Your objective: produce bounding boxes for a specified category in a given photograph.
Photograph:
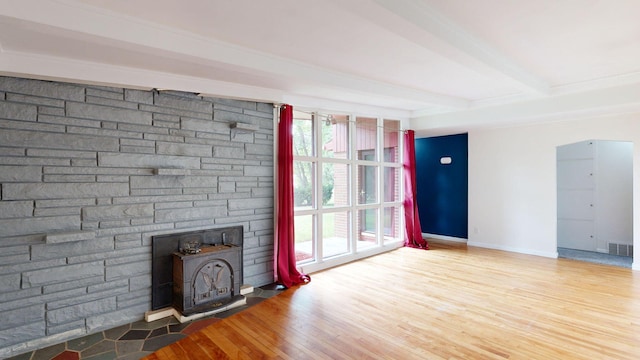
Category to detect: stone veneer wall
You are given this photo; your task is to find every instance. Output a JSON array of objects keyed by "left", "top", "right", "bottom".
[{"left": 0, "top": 76, "right": 275, "bottom": 356}]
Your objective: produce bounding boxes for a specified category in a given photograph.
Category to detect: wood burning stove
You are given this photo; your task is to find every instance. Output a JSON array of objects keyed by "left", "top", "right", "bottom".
[
  {"left": 151, "top": 226, "right": 244, "bottom": 316},
  {"left": 172, "top": 244, "right": 242, "bottom": 315}
]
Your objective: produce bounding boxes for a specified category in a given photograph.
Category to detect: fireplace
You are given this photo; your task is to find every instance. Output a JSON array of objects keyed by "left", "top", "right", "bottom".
[{"left": 151, "top": 226, "right": 243, "bottom": 316}]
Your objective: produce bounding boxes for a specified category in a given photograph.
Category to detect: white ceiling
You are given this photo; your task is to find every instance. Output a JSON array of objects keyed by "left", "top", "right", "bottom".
[{"left": 1, "top": 0, "right": 640, "bottom": 135}]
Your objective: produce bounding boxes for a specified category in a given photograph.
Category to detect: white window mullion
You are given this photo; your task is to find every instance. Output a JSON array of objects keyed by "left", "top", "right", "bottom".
[
  {"left": 313, "top": 113, "right": 323, "bottom": 262},
  {"left": 376, "top": 117, "right": 382, "bottom": 247},
  {"left": 349, "top": 114, "right": 359, "bottom": 253}
]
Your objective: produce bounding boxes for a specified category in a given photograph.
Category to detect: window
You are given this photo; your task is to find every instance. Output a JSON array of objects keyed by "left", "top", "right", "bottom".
[{"left": 292, "top": 111, "right": 403, "bottom": 272}]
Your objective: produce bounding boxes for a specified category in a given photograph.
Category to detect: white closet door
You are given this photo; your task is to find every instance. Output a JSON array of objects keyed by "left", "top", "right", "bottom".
[
  {"left": 557, "top": 189, "right": 594, "bottom": 220},
  {"left": 557, "top": 159, "right": 594, "bottom": 190},
  {"left": 557, "top": 219, "right": 595, "bottom": 251}
]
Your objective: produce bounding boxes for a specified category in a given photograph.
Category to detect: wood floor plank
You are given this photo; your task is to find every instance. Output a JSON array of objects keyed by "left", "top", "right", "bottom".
[
  {"left": 189, "top": 330, "right": 232, "bottom": 360},
  {"left": 146, "top": 242, "right": 640, "bottom": 359},
  {"left": 177, "top": 335, "right": 218, "bottom": 360},
  {"left": 198, "top": 323, "right": 254, "bottom": 359}
]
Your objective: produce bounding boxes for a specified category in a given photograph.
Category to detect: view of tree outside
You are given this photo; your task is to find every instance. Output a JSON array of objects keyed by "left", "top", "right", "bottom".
[
  {"left": 292, "top": 114, "right": 336, "bottom": 207},
  {"left": 292, "top": 114, "right": 312, "bottom": 208}
]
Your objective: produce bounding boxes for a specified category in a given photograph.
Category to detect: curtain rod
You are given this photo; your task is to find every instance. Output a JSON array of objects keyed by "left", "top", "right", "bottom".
[{"left": 276, "top": 105, "right": 409, "bottom": 133}]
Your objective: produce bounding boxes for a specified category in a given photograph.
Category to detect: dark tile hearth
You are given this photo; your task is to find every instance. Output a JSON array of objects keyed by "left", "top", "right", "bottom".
[
  {"left": 118, "top": 330, "right": 151, "bottom": 342},
  {"left": 8, "top": 285, "right": 283, "bottom": 360}
]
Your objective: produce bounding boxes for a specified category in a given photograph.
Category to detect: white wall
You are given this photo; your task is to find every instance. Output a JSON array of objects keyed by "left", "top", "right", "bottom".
[{"left": 467, "top": 112, "right": 640, "bottom": 269}]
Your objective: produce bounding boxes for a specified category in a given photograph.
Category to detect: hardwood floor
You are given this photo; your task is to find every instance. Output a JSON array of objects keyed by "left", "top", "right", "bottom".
[{"left": 145, "top": 241, "right": 640, "bottom": 359}]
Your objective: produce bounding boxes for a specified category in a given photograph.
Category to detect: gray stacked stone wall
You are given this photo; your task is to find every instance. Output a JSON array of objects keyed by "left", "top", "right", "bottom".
[{"left": 0, "top": 76, "right": 275, "bottom": 356}]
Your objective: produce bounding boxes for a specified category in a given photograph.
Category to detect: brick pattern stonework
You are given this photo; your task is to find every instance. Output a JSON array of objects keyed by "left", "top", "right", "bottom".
[{"left": 0, "top": 76, "right": 275, "bottom": 356}]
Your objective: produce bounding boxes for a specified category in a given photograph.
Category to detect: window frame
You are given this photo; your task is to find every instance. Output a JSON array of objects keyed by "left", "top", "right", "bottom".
[{"left": 291, "top": 110, "right": 405, "bottom": 274}]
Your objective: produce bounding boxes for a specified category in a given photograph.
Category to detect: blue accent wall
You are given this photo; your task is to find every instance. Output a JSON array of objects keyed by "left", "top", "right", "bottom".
[{"left": 415, "top": 133, "right": 468, "bottom": 238}]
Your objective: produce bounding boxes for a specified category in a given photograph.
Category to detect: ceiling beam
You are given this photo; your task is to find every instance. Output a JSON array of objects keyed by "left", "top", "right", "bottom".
[
  {"left": 0, "top": 50, "right": 286, "bottom": 103},
  {"left": 333, "top": 0, "right": 550, "bottom": 96},
  {"left": 0, "top": 0, "right": 469, "bottom": 111},
  {"left": 410, "top": 81, "right": 640, "bottom": 134},
  {"left": 282, "top": 94, "right": 412, "bottom": 120}
]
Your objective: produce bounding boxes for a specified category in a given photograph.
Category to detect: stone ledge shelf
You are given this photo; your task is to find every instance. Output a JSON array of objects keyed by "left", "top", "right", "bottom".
[
  {"left": 153, "top": 168, "right": 192, "bottom": 176},
  {"left": 230, "top": 122, "right": 259, "bottom": 132},
  {"left": 46, "top": 230, "right": 96, "bottom": 244}
]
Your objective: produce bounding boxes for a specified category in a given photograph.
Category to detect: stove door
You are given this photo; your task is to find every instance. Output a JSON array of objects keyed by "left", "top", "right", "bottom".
[{"left": 192, "top": 259, "right": 233, "bottom": 307}]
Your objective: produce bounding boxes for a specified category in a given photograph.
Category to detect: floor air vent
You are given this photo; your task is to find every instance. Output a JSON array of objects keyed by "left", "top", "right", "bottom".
[{"left": 608, "top": 243, "right": 633, "bottom": 257}]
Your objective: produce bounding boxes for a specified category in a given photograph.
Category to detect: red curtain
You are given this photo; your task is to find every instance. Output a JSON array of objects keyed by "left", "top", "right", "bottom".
[
  {"left": 403, "top": 130, "right": 428, "bottom": 249},
  {"left": 275, "top": 104, "right": 310, "bottom": 287}
]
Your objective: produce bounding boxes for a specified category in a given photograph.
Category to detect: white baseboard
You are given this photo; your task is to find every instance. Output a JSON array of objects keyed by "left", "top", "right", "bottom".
[
  {"left": 144, "top": 296, "right": 248, "bottom": 324},
  {"left": 145, "top": 307, "right": 174, "bottom": 322},
  {"left": 173, "top": 297, "right": 247, "bottom": 323},
  {"left": 145, "top": 283, "right": 254, "bottom": 323},
  {"left": 467, "top": 241, "right": 558, "bottom": 259},
  {"left": 424, "top": 233, "right": 467, "bottom": 243},
  {"left": 632, "top": 262, "right": 640, "bottom": 271}
]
